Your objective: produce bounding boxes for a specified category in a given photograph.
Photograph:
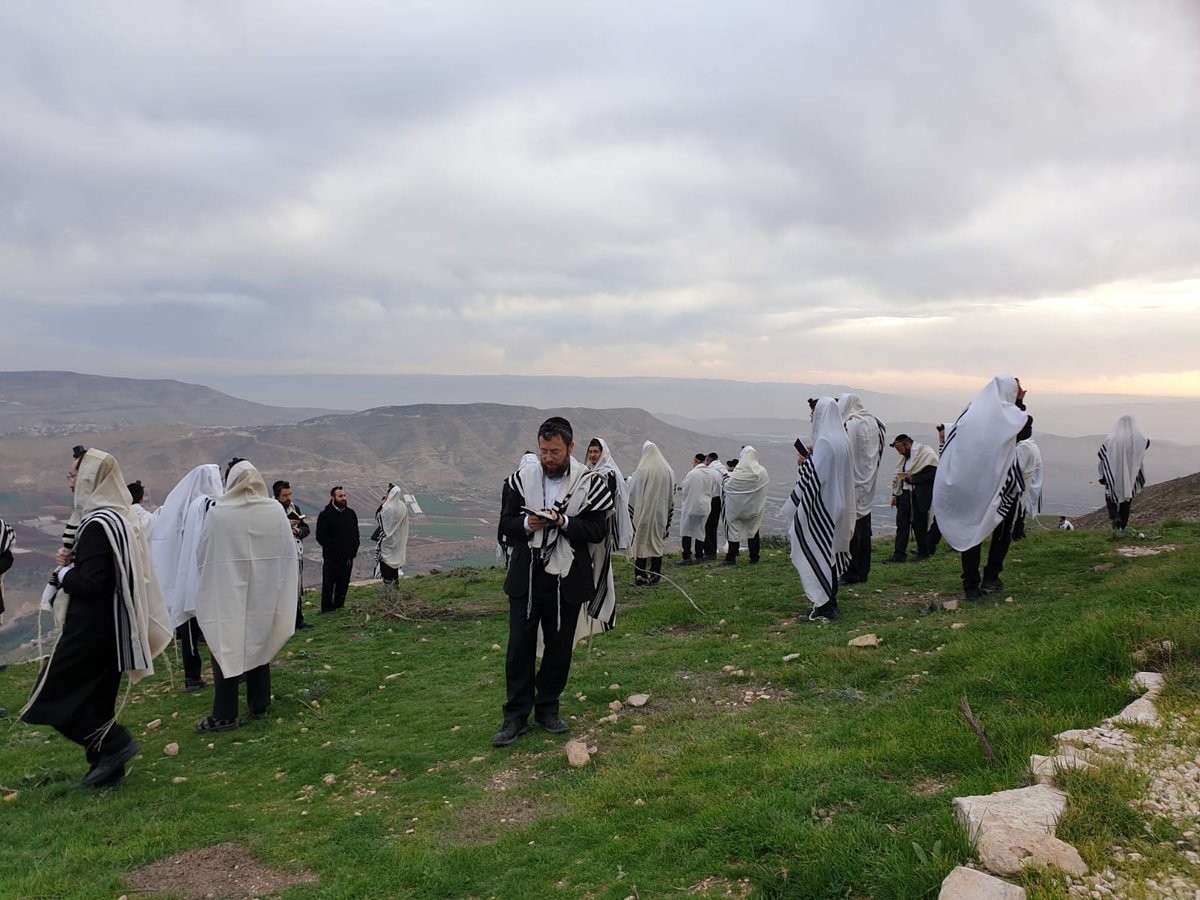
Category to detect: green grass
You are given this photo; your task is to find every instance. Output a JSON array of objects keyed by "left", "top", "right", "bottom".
[{"left": 2, "top": 525, "right": 1200, "bottom": 898}]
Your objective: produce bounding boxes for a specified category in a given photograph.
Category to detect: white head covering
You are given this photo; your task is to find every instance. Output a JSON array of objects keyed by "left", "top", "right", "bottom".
[
  {"left": 723, "top": 445, "right": 770, "bottom": 542},
  {"left": 783, "top": 398, "right": 854, "bottom": 606},
  {"left": 1099, "top": 415, "right": 1148, "bottom": 504},
  {"left": 932, "top": 376, "right": 1029, "bottom": 551},
  {"left": 627, "top": 441, "right": 675, "bottom": 558},
  {"left": 377, "top": 484, "right": 410, "bottom": 569},
  {"left": 68, "top": 449, "right": 171, "bottom": 680},
  {"left": 194, "top": 460, "right": 298, "bottom": 678},
  {"left": 151, "top": 464, "right": 224, "bottom": 628},
  {"left": 837, "top": 393, "right": 887, "bottom": 519},
  {"left": 588, "top": 438, "right": 633, "bottom": 551}
]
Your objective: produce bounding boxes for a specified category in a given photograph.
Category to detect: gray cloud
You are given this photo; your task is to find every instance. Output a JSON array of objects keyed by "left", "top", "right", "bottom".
[{"left": 2, "top": 0, "right": 1199, "bottom": 393}]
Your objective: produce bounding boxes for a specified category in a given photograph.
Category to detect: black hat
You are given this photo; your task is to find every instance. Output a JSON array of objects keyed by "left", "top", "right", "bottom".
[{"left": 890, "top": 434, "right": 912, "bottom": 446}]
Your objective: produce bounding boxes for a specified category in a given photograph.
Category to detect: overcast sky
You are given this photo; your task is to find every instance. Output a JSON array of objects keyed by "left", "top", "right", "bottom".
[{"left": 3, "top": 1, "right": 1199, "bottom": 396}]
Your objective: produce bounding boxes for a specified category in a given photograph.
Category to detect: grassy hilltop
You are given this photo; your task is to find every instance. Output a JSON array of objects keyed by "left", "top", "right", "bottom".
[{"left": 2, "top": 524, "right": 1199, "bottom": 898}]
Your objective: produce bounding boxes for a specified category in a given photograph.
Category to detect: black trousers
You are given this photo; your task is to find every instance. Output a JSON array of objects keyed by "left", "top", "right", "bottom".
[
  {"left": 634, "top": 557, "right": 662, "bottom": 582},
  {"left": 681, "top": 536, "right": 696, "bottom": 560},
  {"left": 295, "top": 557, "right": 307, "bottom": 627},
  {"left": 893, "top": 493, "right": 930, "bottom": 558},
  {"left": 725, "top": 532, "right": 761, "bottom": 563},
  {"left": 176, "top": 619, "right": 205, "bottom": 683},
  {"left": 704, "top": 499, "right": 722, "bottom": 558},
  {"left": 961, "top": 506, "right": 1018, "bottom": 591},
  {"left": 56, "top": 668, "right": 133, "bottom": 767},
  {"left": 211, "top": 657, "right": 271, "bottom": 722},
  {"left": 1106, "top": 499, "right": 1132, "bottom": 530},
  {"left": 1012, "top": 511, "right": 1027, "bottom": 541},
  {"left": 844, "top": 514, "right": 872, "bottom": 581},
  {"left": 380, "top": 561, "right": 401, "bottom": 584},
  {"left": 502, "top": 580, "right": 583, "bottom": 724},
  {"left": 927, "top": 519, "right": 941, "bottom": 554},
  {"left": 321, "top": 556, "right": 354, "bottom": 611}
]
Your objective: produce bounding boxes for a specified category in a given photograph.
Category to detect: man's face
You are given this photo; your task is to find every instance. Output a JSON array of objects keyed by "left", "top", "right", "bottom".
[
  {"left": 586, "top": 445, "right": 602, "bottom": 466},
  {"left": 894, "top": 441, "right": 912, "bottom": 458},
  {"left": 333, "top": 489, "right": 347, "bottom": 508},
  {"left": 277, "top": 487, "right": 293, "bottom": 506},
  {"left": 68, "top": 456, "right": 81, "bottom": 494},
  {"left": 539, "top": 434, "right": 572, "bottom": 478}
]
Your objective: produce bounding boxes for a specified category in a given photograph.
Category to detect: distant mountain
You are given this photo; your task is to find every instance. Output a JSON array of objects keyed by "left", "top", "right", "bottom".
[
  {"left": 0, "top": 371, "right": 340, "bottom": 434},
  {"left": 1072, "top": 471, "right": 1200, "bottom": 530}
]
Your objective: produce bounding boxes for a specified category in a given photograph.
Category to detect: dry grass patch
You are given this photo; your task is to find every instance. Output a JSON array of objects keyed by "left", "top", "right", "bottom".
[{"left": 125, "top": 842, "right": 317, "bottom": 899}]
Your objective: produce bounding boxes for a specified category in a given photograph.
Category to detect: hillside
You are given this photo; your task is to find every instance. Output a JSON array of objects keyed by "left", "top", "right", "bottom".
[
  {"left": 2, "top": 526, "right": 1199, "bottom": 897},
  {"left": 1073, "top": 471, "right": 1200, "bottom": 530},
  {"left": 0, "top": 371, "right": 338, "bottom": 433}
]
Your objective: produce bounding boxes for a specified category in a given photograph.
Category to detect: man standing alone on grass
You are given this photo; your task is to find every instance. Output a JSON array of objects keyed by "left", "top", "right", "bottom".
[
  {"left": 678, "top": 453, "right": 710, "bottom": 564},
  {"left": 493, "top": 416, "right": 611, "bottom": 747},
  {"left": 933, "top": 376, "right": 1029, "bottom": 601},
  {"left": 883, "top": 435, "right": 939, "bottom": 565},
  {"left": 1099, "top": 415, "right": 1150, "bottom": 532},
  {"left": 627, "top": 441, "right": 674, "bottom": 585},
  {"left": 316, "top": 486, "right": 359, "bottom": 612}
]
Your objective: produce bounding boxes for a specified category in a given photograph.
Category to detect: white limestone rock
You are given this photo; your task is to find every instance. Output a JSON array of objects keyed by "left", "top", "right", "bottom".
[
  {"left": 952, "top": 784, "right": 1087, "bottom": 878},
  {"left": 938, "top": 866, "right": 1026, "bottom": 899},
  {"left": 848, "top": 634, "right": 881, "bottom": 648}
]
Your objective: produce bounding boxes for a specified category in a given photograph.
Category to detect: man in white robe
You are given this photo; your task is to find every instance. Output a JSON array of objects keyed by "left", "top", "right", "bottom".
[
  {"left": 375, "top": 484, "right": 410, "bottom": 583},
  {"left": 152, "top": 464, "right": 224, "bottom": 691},
  {"left": 677, "top": 454, "right": 711, "bottom": 564},
  {"left": 884, "top": 435, "right": 939, "bottom": 564},
  {"left": 627, "top": 441, "right": 674, "bottom": 586},
  {"left": 1098, "top": 415, "right": 1150, "bottom": 532},
  {"left": 783, "top": 397, "right": 854, "bottom": 622},
  {"left": 702, "top": 453, "right": 726, "bottom": 558},
  {"left": 722, "top": 446, "right": 769, "bottom": 565},
  {"left": 577, "top": 438, "right": 631, "bottom": 642},
  {"left": 837, "top": 394, "right": 886, "bottom": 584},
  {"left": 932, "top": 376, "right": 1029, "bottom": 601},
  {"left": 193, "top": 459, "right": 297, "bottom": 733},
  {"left": 1012, "top": 420, "right": 1042, "bottom": 541}
]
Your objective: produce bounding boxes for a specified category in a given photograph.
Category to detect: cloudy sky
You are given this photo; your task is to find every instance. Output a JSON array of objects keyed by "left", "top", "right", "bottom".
[{"left": 3, "top": 1, "right": 1199, "bottom": 396}]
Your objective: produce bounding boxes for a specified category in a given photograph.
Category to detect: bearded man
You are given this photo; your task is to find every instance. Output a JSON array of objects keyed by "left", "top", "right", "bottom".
[{"left": 493, "top": 417, "right": 611, "bottom": 747}]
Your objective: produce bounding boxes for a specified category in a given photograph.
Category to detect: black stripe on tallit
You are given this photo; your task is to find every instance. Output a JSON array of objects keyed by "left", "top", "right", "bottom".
[
  {"left": 78, "top": 509, "right": 146, "bottom": 673},
  {"left": 790, "top": 464, "right": 837, "bottom": 601},
  {"left": 995, "top": 462, "right": 1026, "bottom": 523}
]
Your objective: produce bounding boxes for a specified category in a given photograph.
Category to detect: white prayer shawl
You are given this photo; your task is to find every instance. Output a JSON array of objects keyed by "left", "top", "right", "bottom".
[
  {"left": 837, "top": 393, "right": 887, "bottom": 519},
  {"left": 627, "top": 441, "right": 675, "bottom": 558},
  {"left": 195, "top": 461, "right": 298, "bottom": 678},
  {"left": 377, "top": 485, "right": 410, "bottom": 569},
  {"left": 58, "top": 450, "right": 171, "bottom": 682},
  {"left": 678, "top": 465, "right": 711, "bottom": 542},
  {"left": 782, "top": 397, "right": 854, "bottom": 606},
  {"left": 151, "top": 464, "right": 224, "bottom": 628},
  {"left": 932, "top": 376, "right": 1028, "bottom": 552},
  {"left": 892, "top": 442, "right": 940, "bottom": 495},
  {"left": 1017, "top": 439, "right": 1043, "bottom": 516},
  {"left": 705, "top": 461, "right": 727, "bottom": 497},
  {"left": 1099, "top": 416, "right": 1148, "bottom": 504},
  {"left": 722, "top": 446, "right": 769, "bottom": 542},
  {"left": 176, "top": 495, "right": 216, "bottom": 624},
  {"left": 588, "top": 438, "right": 633, "bottom": 552},
  {"left": 497, "top": 452, "right": 540, "bottom": 563}
]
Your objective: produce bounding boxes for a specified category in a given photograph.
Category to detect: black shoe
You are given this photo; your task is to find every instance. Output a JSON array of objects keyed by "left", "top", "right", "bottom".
[
  {"left": 807, "top": 602, "right": 839, "bottom": 622},
  {"left": 195, "top": 716, "right": 240, "bottom": 734},
  {"left": 676, "top": 559, "right": 695, "bottom": 567},
  {"left": 882, "top": 556, "right": 906, "bottom": 564},
  {"left": 981, "top": 577, "right": 1004, "bottom": 592},
  {"left": 633, "top": 577, "right": 648, "bottom": 587},
  {"left": 721, "top": 559, "right": 737, "bottom": 566},
  {"left": 913, "top": 554, "right": 931, "bottom": 562},
  {"left": 82, "top": 765, "right": 127, "bottom": 789},
  {"left": 492, "top": 720, "right": 532, "bottom": 747},
  {"left": 535, "top": 713, "right": 569, "bottom": 734},
  {"left": 184, "top": 678, "right": 206, "bottom": 693},
  {"left": 964, "top": 587, "right": 982, "bottom": 601},
  {"left": 748, "top": 558, "right": 760, "bottom": 564},
  {"left": 0, "top": 707, "right": 7, "bottom": 717},
  {"left": 81, "top": 741, "right": 140, "bottom": 788},
  {"left": 297, "top": 621, "right": 315, "bottom": 630},
  {"left": 249, "top": 708, "right": 270, "bottom": 721},
  {"left": 840, "top": 574, "right": 863, "bottom": 585}
]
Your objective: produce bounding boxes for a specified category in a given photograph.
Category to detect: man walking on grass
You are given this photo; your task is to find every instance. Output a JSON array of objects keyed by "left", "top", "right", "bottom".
[{"left": 493, "top": 416, "right": 611, "bottom": 747}]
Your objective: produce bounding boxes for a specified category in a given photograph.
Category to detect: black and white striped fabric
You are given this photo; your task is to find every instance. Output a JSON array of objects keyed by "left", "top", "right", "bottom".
[
  {"left": 77, "top": 508, "right": 154, "bottom": 674},
  {"left": 1098, "top": 415, "right": 1148, "bottom": 505}
]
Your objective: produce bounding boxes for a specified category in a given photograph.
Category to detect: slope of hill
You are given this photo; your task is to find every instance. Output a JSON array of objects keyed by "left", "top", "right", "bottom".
[
  {"left": 1073, "top": 471, "right": 1200, "bottom": 530},
  {"left": 0, "top": 371, "right": 339, "bottom": 433}
]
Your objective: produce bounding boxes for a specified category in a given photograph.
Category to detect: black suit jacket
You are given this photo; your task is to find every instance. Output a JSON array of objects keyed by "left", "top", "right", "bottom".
[{"left": 499, "top": 483, "right": 607, "bottom": 602}]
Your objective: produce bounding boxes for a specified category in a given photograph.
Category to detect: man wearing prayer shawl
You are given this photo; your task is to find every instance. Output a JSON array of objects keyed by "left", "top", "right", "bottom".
[
  {"left": 193, "top": 459, "right": 298, "bottom": 733},
  {"left": 1012, "top": 420, "right": 1042, "bottom": 541},
  {"left": 702, "top": 453, "right": 726, "bottom": 559},
  {"left": 273, "top": 480, "right": 312, "bottom": 629},
  {"left": 1098, "top": 415, "right": 1150, "bottom": 532},
  {"left": 836, "top": 394, "right": 886, "bottom": 583},
  {"left": 783, "top": 397, "right": 854, "bottom": 622},
  {"left": 375, "top": 484, "right": 410, "bottom": 583},
  {"left": 151, "top": 463, "right": 224, "bottom": 692},
  {"left": 498, "top": 451, "right": 539, "bottom": 567},
  {"left": 0, "top": 517, "right": 14, "bottom": 717},
  {"left": 627, "top": 441, "right": 675, "bottom": 586},
  {"left": 932, "top": 376, "right": 1029, "bottom": 601},
  {"left": 22, "top": 448, "right": 171, "bottom": 787},
  {"left": 127, "top": 481, "right": 155, "bottom": 534},
  {"left": 677, "top": 454, "right": 711, "bottom": 564},
  {"left": 884, "top": 435, "right": 939, "bottom": 564},
  {"left": 493, "top": 417, "right": 612, "bottom": 747},
  {"left": 575, "top": 437, "right": 633, "bottom": 644},
  {"left": 722, "top": 446, "right": 769, "bottom": 565}
]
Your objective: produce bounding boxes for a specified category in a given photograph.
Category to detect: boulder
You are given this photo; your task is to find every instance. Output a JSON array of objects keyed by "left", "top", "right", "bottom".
[
  {"left": 848, "top": 634, "right": 881, "bottom": 648},
  {"left": 565, "top": 741, "right": 591, "bottom": 768},
  {"left": 627, "top": 694, "right": 650, "bottom": 708},
  {"left": 952, "top": 784, "right": 1086, "bottom": 878},
  {"left": 937, "top": 866, "right": 1026, "bottom": 899}
]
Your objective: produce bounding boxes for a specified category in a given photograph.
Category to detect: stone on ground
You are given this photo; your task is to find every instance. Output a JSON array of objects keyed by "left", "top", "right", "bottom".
[
  {"left": 1029, "top": 754, "right": 1094, "bottom": 786},
  {"left": 626, "top": 693, "right": 650, "bottom": 708},
  {"left": 937, "top": 866, "right": 1026, "bottom": 899},
  {"left": 565, "top": 741, "right": 591, "bottom": 768},
  {"left": 848, "top": 634, "right": 881, "bottom": 648},
  {"left": 952, "top": 784, "right": 1087, "bottom": 877}
]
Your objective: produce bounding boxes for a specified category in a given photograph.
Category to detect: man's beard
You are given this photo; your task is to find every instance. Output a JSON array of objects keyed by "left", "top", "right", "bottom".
[
  {"left": 542, "top": 458, "right": 570, "bottom": 478},
  {"left": 334, "top": 500, "right": 348, "bottom": 509}
]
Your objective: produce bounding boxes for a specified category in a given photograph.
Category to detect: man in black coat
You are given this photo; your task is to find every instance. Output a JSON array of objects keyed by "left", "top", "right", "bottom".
[
  {"left": 315, "top": 486, "right": 359, "bottom": 613},
  {"left": 493, "top": 417, "right": 610, "bottom": 747}
]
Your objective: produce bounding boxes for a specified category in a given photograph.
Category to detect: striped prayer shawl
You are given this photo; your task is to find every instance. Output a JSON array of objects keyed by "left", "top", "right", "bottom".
[
  {"left": 788, "top": 463, "right": 849, "bottom": 603},
  {"left": 1099, "top": 444, "right": 1145, "bottom": 506},
  {"left": 77, "top": 509, "right": 153, "bottom": 674}
]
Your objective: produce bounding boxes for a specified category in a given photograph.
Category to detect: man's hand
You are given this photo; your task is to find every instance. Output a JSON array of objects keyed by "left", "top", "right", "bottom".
[
  {"left": 890, "top": 497, "right": 897, "bottom": 508},
  {"left": 55, "top": 548, "right": 72, "bottom": 566}
]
